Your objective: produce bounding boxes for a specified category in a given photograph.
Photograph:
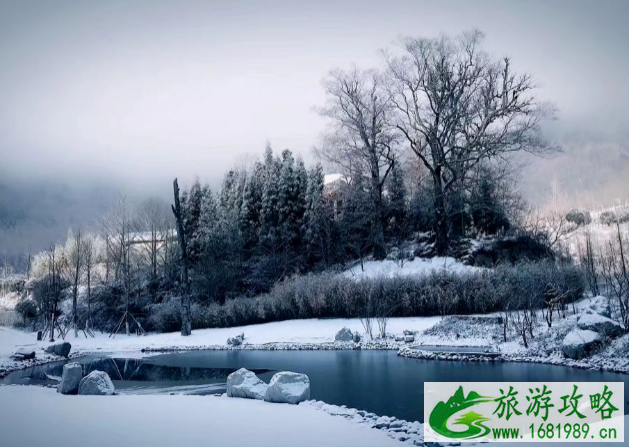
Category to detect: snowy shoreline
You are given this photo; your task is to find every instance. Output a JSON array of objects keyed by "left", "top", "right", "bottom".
[
  {"left": 3, "top": 338, "right": 627, "bottom": 383},
  {"left": 398, "top": 347, "right": 629, "bottom": 375}
]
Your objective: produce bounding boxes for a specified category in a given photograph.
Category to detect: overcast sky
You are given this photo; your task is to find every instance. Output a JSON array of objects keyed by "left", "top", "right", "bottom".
[{"left": 1, "top": 0, "right": 628, "bottom": 193}]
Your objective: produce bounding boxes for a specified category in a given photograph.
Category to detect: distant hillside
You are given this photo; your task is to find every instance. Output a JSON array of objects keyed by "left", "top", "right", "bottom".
[{"left": 0, "top": 178, "right": 119, "bottom": 271}]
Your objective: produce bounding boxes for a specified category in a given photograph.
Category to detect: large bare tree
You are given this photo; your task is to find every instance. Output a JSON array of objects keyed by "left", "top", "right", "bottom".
[
  {"left": 66, "top": 229, "right": 84, "bottom": 338},
  {"left": 137, "top": 198, "right": 172, "bottom": 282},
  {"left": 317, "top": 67, "right": 398, "bottom": 259},
  {"left": 385, "top": 30, "right": 555, "bottom": 253},
  {"left": 82, "top": 234, "right": 95, "bottom": 331}
]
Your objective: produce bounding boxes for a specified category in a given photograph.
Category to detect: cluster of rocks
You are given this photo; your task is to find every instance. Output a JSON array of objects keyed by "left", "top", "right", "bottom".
[
  {"left": 394, "top": 330, "right": 415, "bottom": 343},
  {"left": 398, "top": 347, "right": 500, "bottom": 363},
  {"left": 226, "top": 368, "right": 310, "bottom": 404},
  {"left": 335, "top": 327, "right": 419, "bottom": 344},
  {"left": 11, "top": 341, "right": 72, "bottom": 362},
  {"left": 562, "top": 296, "right": 625, "bottom": 360},
  {"left": 226, "top": 333, "right": 245, "bottom": 346},
  {"left": 301, "top": 400, "right": 425, "bottom": 446},
  {"left": 143, "top": 339, "right": 401, "bottom": 353},
  {"left": 334, "top": 327, "right": 361, "bottom": 343},
  {"left": 57, "top": 363, "right": 115, "bottom": 396}
]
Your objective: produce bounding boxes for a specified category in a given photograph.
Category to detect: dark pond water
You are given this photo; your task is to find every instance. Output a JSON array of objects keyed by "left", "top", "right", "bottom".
[{"left": 3, "top": 350, "right": 628, "bottom": 423}]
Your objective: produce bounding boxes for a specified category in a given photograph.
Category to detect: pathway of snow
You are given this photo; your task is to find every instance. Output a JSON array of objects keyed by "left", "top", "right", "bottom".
[{"left": 0, "top": 385, "right": 400, "bottom": 447}]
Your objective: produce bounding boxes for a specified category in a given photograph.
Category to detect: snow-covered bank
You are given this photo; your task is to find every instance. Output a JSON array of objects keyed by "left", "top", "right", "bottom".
[
  {"left": 401, "top": 297, "right": 629, "bottom": 374},
  {"left": 302, "top": 400, "right": 424, "bottom": 445},
  {"left": 0, "top": 385, "right": 400, "bottom": 447},
  {"left": 2, "top": 296, "right": 627, "bottom": 380},
  {"left": 0, "top": 317, "right": 441, "bottom": 376}
]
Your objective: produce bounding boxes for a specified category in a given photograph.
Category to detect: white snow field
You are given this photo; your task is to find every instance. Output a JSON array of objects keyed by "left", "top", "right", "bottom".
[
  {"left": 0, "top": 316, "right": 441, "bottom": 372},
  {"left": 0, "top": 385, "right": 400, "bottom": 447},
  {"left": 343, "top": 256, "right": 481, "bottom": 279}
]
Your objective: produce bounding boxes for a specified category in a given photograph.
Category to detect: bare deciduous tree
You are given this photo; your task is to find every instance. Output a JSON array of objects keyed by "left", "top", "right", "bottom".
[
  {"left": 66, "top": 229, "right": 84, "bottom": 337},
  {"left": 524, "top": 209, "right": 575, "bottom": 249},
  {"left": 385, "top": 30, "right": 556, "bottom": 254},
  {"left": 83, "top": 235, "right": 95, "bottom": 331},
  {"left": 317, "top": 67, "right": 398, "bottom": 259},
  {"left": 137, "top": 198, "right": 172, "bottom": 282}
]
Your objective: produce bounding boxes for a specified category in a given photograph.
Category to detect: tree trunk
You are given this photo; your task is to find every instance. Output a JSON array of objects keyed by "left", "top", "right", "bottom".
[
  {"left": 172, "top": 178, "right": 192, "bottom": 336},
  {"left": 369, "top": 169, "right": 387, "bottom": 260},
  {"left": 432, "top": 171, "right": 449, "bottom": 255},
  {"left": 87, "top": 266, "right": 91, "bottom": 331},
  {"left": 73, "top": 248, "right": 80, "bottom": 338}
]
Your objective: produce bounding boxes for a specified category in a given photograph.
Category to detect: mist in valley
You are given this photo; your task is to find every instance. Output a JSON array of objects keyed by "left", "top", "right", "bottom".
[{"left": 1, "top": 0, "right": 628, "bottom": 271}]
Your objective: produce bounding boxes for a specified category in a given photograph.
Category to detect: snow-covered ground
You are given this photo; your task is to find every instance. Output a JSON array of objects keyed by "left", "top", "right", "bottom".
[
  {"left": 1, "top": 297, "right": 628, "bottom": 446},
  {"left": 2, "top": 297, "right": 628, "bottom": 377},
  {"left": 0, "top": 317, "right": 442, "bottom": 375},
  {"left": 0, "top": 385, "right": 400, "bottom": 447},
  {"left": 402, "top": 297, "right": 629, "bottom": 374},
  {"left": 342, "top": 256, "right": 481, "bottom": 279}
]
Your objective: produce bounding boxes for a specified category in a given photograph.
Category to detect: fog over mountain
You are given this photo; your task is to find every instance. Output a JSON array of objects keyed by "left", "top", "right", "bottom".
[{"left": 1, "top": 0, "right": 628, "bottom": 268}]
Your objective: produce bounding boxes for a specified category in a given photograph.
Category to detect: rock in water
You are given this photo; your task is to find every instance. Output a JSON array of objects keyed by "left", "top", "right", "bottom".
[
  {"left": 78, "top": 370, "right": 115, "bottom": 395},
  {"left": 45, "top": 342, "right": 71, "bottom": 358},
  {"left": 562, "top": 329, "right": 602, "bottom": 359},
  {"left": 57, "top": 363, "right": 83, "bottom": 395},
  {"left": 577, "top": 312, "right": 624, "bottom": 337},
  {"left": 335, "top": 327, "right": 353, "bottom": 342},
  {"left": 226, "top": 368, "right": 268, "bottom": 400},
  {"left": 264, "top": 371, "right": 310, "bottom": 404}
]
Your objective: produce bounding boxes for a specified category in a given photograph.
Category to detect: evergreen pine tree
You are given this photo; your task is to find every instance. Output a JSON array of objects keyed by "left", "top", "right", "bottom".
[
  {"left": 239, "top": 162, "right": 264, "bottom": 252},
  {"left": 303, "top": 164, "right": 328, "bottom": 266},
  {"left": 278, "top": 149, "right": 301, "bottom": 250},
  {"left": 183, "top": 179, "right": 205, "bottom": 263},
  {"left": 340, "top": 174, "right": 373, "bottom": 268}
]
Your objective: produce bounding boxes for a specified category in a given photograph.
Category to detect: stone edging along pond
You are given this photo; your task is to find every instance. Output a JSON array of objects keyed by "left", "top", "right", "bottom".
[
  {"left": 3, "top": 339, "right": 627, "bottom": 380},
  {"left": 397, "top": 346, "right": 629, "bottom": 375}
]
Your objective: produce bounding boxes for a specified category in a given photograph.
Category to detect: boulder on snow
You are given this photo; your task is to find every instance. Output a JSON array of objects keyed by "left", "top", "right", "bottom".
[
  {"left": 45, "top": 342, "right": 71, "bottom": 358},
  {"left": 562, "top": 329, "right": 603, "bottom": 359},
  {"left": 11, "top": 348, "right": 36, "bottom": 361},
  {"left": 335, "top": 327, "right": 353, "bottom": 342},
  {"left": 404, "top": 335, "right": 415, "bottom": 343},
  {"left": 78, "top": 370, "right": 115, "bottom": 395},
  {"left": 264, "top": 371, "right": 310, "bottom": 404},
  {"left": 587, "top": 296, "right": 612, "bottom": 319},
  {"left": 226, "top": 368, "right": 268, "bottom": 400},
  {"left": 227, "top": 333, "right": 244, "bottom": 346},
  {"left": 577, "top": 312, "right": 624, "bottom": 337},
  {"left": 57, "top": 363, "right": 83, "bottom": 395},
  {"left": 353, "top": 332, "right": 361, "bottom": 343}
]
